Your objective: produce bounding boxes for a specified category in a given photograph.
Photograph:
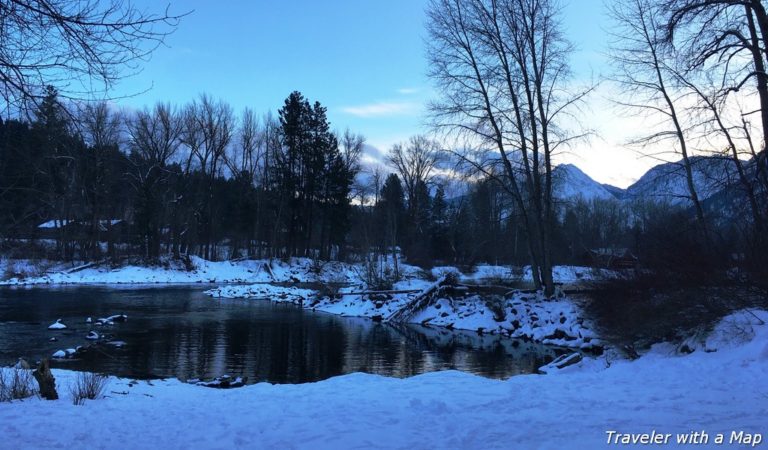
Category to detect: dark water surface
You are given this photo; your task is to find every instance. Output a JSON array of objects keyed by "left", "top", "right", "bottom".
[{"left": 0, "top": 286, "right": 568, "bottom": 383}]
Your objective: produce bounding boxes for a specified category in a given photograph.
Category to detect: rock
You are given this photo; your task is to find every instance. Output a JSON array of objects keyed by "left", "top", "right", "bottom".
[
  {"left": 32, "top": 359, "right": 59, "bottom": 400},
  {"left": 545, "top": 329, "right": 570, "bottom": 340},
  {"left": 48, "top": 337, "right": 57, "bottom": 342},
  {"left": 47, "top": 319, "right": 66, "bottom": 330},
  {"left": 85, "top": 317, "right": 92, "bottom": 323},
  {"left": 196, "top": 375, "right": 247, "bottom": 389},
  {"left": 371, "top": 314, "right": 383, "bottom": 322},
  {"left": 52, "top": 350, "right": 67, "bottom": 358},
  {"left": 86, "top": 331, "right": 100, "bottom": 340}
]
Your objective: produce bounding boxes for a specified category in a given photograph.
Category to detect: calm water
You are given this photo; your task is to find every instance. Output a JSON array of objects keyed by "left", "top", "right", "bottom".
[{"left": 0, "top": 286, "right": 568, "bottom": 383}]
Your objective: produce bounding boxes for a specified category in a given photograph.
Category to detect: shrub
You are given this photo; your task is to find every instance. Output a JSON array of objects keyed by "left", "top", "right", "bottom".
[
  {"left": 359, "top": 256, "right": 401, "bottom": 291},
  {"left": 585, "top": 275, "right": 768, "bottom": 351},
  {"left": 70, "top": 372, "right": 109, "bottom": 405},
  {"left": 0, "top": 368, "right": 36, "bottom": 402}
]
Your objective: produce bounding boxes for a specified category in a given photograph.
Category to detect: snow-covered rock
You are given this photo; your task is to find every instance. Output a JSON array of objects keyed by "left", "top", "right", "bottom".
[
  {"left": 47, "top": 319, "right": 66, "bottom": 330},
  {"left": 85, "top": 331, "right": 100, "bottom": 340}
]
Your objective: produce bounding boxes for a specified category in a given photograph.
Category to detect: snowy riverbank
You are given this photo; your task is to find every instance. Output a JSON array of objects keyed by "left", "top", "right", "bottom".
[
  {"left": 0, "top": 256, "right": 360, "bottom": 285},
  {"left": 1, "top": 257, "right": 608, "bottom": 349},
  {"left": 0, "top": 256, "right": 606, "bottom": 287},
  {"left": 1, "top": 310, "right": 765, "bottom": 449}
]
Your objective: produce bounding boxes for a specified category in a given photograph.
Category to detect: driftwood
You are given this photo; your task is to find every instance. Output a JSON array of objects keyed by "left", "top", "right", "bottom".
[
  {"left": 263, "top": 262, "right": 275, "bottom": 280},
  {"left": 32, "top": 359, "right": 58, "bottom": 400},
  {"left": 387, "top": 276, "right": 449, "bottom": 323},
  {"left": 337, "top": 289, "right": 422, "bottom": 296}
]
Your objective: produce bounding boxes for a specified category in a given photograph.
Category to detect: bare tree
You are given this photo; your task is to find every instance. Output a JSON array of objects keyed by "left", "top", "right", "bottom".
[
  {"left": 426, "top": 0, "right": 588, "bottom": 295},
  {"left": 386, "top": 135, "right": 440, "bottom": 218},
  {"left": 0, "top": 0, "right": 185, "bottom": 114},
  {"left": 662, "top": 0, "right": 768, "bottom": 155},
  {"left": 609, "top": 0, "right": 709, "bottom": 238},
  {"left": 77, "top": 102, "right": 121, "bottom": 149},
  {"left": 181, "top": 94, "right": 234, "bottom": 178},
  {"left": 125, "top": 102, "right": 182, "bottom": 258}
]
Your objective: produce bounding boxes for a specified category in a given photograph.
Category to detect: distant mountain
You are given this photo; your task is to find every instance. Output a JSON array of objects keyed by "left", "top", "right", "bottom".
[
  {"left": 552, "top": 164, "right": 616, "bottom": 202},
  {"left": 623, "top": 156, "right": 739, "bottom": 205},
  {"left": 601, "top": 184, "right": 626, "bottom": 200}
]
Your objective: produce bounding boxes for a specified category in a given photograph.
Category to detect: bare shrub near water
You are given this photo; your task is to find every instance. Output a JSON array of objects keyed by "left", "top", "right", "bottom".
[
  {"left": 70, "top": 372, "right": 109, "bottom": 405},
  {"left": 0, "top": 368, "right": 36, "bottom": 401}
]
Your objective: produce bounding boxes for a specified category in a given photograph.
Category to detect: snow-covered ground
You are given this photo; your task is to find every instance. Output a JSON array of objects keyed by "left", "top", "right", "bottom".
[
  {"left": 1, "top": 310, "right": 765, "bottom": 449},
  {"left": 0, "top": 257, "right": 359, "bottom": 285}
]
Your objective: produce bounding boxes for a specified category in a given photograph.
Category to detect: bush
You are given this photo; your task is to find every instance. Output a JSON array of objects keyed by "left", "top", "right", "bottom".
[
  {"left": 585, "top": 275, "right": 768, "bottom": 351},
  {"left": 70, "top": 372, "right": 109, "bottom": 405},
  {"left": 0, "top": 368, "right": 36, "bottom": 402},
  {"left": 359, "top": 256, "right": 400, "bottom": 291}
]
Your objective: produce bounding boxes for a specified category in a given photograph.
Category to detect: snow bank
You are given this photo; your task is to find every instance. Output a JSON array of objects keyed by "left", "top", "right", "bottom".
[
  {"left": 205, "top": 284, "right": 316, "bottom": 304},
  {"left": 0, "top": 257, "right": 359, "bottom": 286},
  {"left": 208, "top": 278, "right": 599, "bottom": 350},
  {"left": 1, "top": 310, "right": 765, "bottom": 449},
  {"left": 2, "top": 256, "right": 608, "bottom": 288},
  {"left": 410, "top": 291, "right": 600, "bottom": 349}
]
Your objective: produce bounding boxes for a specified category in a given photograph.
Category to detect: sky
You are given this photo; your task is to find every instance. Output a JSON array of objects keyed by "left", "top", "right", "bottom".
[{"left": 112, "top": 0, "right": 658, "bottom": 188}]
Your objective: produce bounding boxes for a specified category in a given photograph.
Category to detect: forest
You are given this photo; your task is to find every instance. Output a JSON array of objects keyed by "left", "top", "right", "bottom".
[
  {"left": 0, "top": 85, "right": 763, "bottom": 288},
  {"left": 0, "top": 0, "right": 766, "bottom": 294}
]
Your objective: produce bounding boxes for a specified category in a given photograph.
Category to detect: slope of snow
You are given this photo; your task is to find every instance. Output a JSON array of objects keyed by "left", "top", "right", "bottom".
[{"left": 1, "top": 310, "right": 765, "bottom": 449}]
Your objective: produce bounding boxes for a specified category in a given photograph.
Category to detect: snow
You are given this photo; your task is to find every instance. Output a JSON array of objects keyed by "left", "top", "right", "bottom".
[
  {"left": 205, "top": 284, "right": 316, "bottom": 304},
  {"left": 47, "top": 319, "right": 66, "bottom": 330},
  {"left": 0, "top": 256, "right": 359, "bottom": 286},
  {"left": 1, "top": 310, "right": 765, "bottom": 449},
  {"left": 36, "top": 219, "right": 73, "bottom": 229},
  {"left": 522, "top": 264, "right": 617, "bottom": 285}
]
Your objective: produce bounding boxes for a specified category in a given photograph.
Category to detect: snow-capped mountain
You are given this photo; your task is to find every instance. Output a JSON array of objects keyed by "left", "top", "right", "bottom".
[
  {"left": 552, "top": 164, "right": 617, "bottom": 202},
  {"left": 623, "top": 156, "right": 739, "bottom": 205}
]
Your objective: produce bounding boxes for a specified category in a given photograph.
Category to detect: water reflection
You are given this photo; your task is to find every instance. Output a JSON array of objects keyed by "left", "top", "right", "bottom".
[{"left": 0, "top": 286, "right": 568, "bottom": 383}]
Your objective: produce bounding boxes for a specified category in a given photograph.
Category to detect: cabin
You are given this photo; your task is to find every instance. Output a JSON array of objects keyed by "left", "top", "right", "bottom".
[{"left": 584, "top": 248, "right": 638, "bottom": 270}]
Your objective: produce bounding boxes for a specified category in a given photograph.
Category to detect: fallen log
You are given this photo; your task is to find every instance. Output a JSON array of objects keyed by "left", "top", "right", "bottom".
[
  {"left": 336, "top": 289, "right": 422, "bottom": 296},
  {"left": 387, "top": 276, "right": 449, "bottom": 323}
]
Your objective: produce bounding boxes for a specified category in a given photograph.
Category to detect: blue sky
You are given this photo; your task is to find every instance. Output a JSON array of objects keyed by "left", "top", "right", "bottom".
[{"left": 114, "top": 0, "right": 649, "bottom": 187}]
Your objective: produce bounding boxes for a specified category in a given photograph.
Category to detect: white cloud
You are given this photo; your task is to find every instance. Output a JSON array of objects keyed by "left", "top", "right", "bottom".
[
  {"left": 341, "top": 101, "right": 420, "bottom": 118},
  {"left": 396, "top": 87, "right": 419, "bottom": 95}
]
